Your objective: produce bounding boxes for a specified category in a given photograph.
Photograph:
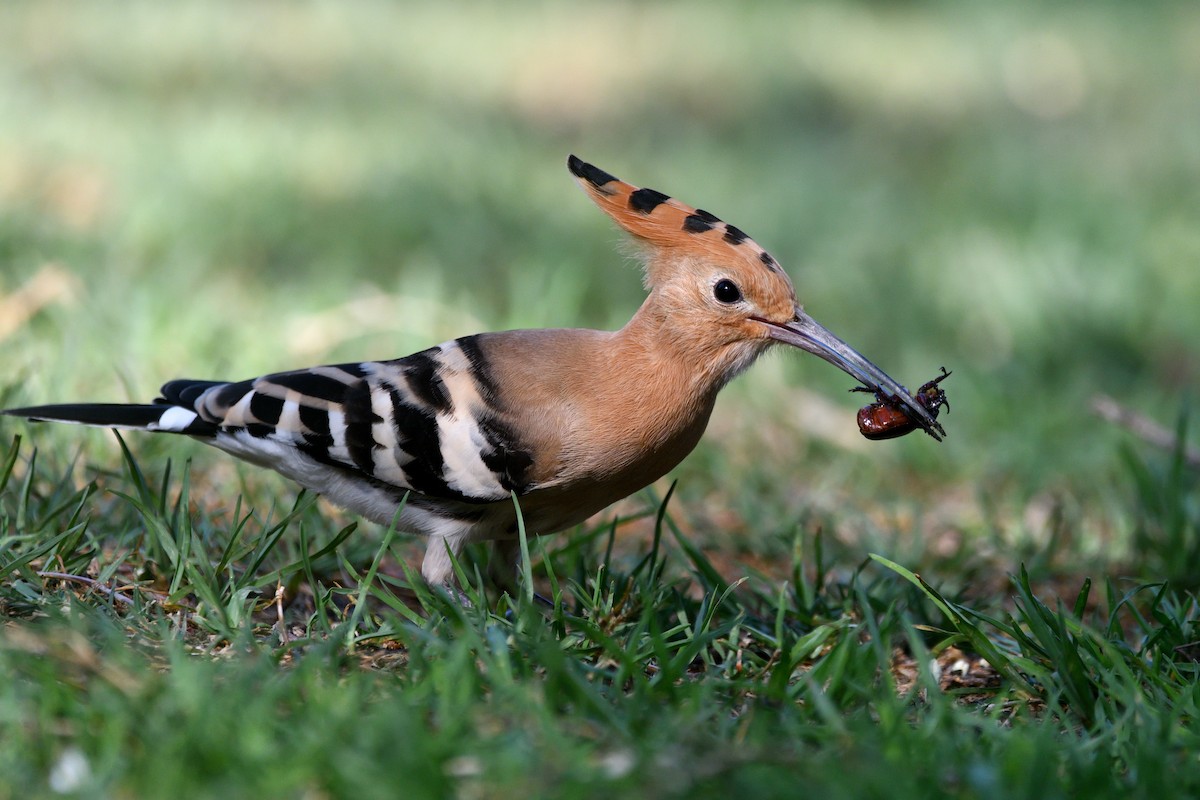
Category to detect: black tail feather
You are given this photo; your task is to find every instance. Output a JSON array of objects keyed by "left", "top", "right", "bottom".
[{"left": 2, "top": 403, "right": 218, "bottom": 436}]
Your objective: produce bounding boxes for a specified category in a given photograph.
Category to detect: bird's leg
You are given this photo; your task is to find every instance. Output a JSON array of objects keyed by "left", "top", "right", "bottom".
[{"left": 420, "top": 533, "right": 475, "bottom": 605}]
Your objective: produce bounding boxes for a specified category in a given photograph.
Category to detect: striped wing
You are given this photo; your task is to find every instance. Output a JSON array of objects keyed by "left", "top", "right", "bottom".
[{"left": 171, "top": 336, "right": 534, "bottom": 504}]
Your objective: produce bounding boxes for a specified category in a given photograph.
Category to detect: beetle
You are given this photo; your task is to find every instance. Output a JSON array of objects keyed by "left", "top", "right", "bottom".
[{"left": 853, "top": 367, "right": 952, "bottom": 440}]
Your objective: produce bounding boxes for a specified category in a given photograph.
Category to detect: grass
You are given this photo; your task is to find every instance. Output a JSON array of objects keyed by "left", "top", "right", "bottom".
[
  {"left": 2, "top": 0, "right": 1200, "bottom": 797},
  {"left": 2, "top": 434, "right": 1198, "bottom": 798}
]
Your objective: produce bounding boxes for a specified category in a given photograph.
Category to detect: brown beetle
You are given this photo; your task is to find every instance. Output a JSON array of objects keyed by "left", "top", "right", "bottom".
[{"left": 853, "top": 367, "right": 951, "bottom": 440}]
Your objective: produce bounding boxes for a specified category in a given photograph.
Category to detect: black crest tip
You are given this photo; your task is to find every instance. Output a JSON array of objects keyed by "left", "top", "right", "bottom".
[{"left": 567, "top": 155, "right": 617, "bottom": 189}]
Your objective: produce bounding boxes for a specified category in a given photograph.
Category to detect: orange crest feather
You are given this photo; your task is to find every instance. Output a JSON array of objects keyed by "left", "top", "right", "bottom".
[{"left": 567, "top": 155, "right": 785, "bottom": 285}]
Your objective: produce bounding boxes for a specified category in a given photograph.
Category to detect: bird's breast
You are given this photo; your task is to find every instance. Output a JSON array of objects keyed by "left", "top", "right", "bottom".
[{"left": 474, "top": 328, "right": 719, "bottom": 504}]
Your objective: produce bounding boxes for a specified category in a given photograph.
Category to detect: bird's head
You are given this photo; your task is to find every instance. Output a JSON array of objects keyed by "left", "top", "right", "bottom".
[{"left": 568, "top": 155, "right": 944, "bottom": 440}]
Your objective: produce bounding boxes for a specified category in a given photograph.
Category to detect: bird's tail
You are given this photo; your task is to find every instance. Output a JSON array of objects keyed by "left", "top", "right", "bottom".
[{"left": 3, "top": 396, "right": 219, "bottom": 437}]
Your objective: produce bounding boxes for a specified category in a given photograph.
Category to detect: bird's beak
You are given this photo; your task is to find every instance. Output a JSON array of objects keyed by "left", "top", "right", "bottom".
[{"left": 756, "top": 309, "right": 946, "bottom": 441}]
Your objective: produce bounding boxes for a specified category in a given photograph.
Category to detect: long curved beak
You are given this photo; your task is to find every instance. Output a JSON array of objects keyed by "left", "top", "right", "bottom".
[{"left": 756, "top": 309, "right": 946, "bottom": 441}]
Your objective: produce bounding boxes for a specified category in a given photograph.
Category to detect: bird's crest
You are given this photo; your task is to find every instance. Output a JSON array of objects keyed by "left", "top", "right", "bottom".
[{"left": 567, "top": 155, "right": 786, "bottom": 287}]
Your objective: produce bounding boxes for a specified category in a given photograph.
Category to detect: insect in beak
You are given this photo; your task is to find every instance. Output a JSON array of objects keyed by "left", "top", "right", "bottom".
[
  {"left": 755, "top": 309, "right": 946, "bottom": 441},
  {"left": 853, "top": 367, "right": 952, "bottom": 440}
]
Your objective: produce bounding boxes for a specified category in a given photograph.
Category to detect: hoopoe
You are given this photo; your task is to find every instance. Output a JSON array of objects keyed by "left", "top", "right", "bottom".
[{"left": 3, "top": 156, "right": 944, "bottom": 588}]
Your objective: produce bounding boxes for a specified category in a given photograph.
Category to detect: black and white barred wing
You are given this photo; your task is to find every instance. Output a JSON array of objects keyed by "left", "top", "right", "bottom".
[
  {"left": 5, "top": 338, "right": 535, "bottom": 506},
  {"left": 186, "top": 341, "right": 537, "bottom": 504}
]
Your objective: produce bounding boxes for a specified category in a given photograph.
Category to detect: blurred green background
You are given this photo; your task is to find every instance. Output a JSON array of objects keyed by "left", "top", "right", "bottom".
[{"left": 2, "top": 0, "right": 1197, "bottom": 567}]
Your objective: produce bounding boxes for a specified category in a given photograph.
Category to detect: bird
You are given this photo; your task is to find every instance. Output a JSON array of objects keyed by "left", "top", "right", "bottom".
[{"left": 2, "top": 155, "right": 944, "bottom": 589}]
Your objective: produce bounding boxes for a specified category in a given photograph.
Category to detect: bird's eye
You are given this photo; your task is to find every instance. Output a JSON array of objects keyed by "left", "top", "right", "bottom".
[{"left": 713, "top": 279, "right": 742, "bottom": 304}]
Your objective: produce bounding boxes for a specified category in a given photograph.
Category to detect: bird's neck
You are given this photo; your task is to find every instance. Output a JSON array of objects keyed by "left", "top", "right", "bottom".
[
  {"left": 574, "top": 294, "right": 751, "bottom": 467},
  {"left": 558, "top": 317, "right": 720, "bottom": 496},
  {"left": 614, "top": 292, "right": 762, "bottom": 397}
]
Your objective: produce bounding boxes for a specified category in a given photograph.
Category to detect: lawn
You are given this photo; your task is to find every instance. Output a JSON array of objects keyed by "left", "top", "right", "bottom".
[{"left": 1, "top": 1, "right": 1198, "bottom": 797}]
